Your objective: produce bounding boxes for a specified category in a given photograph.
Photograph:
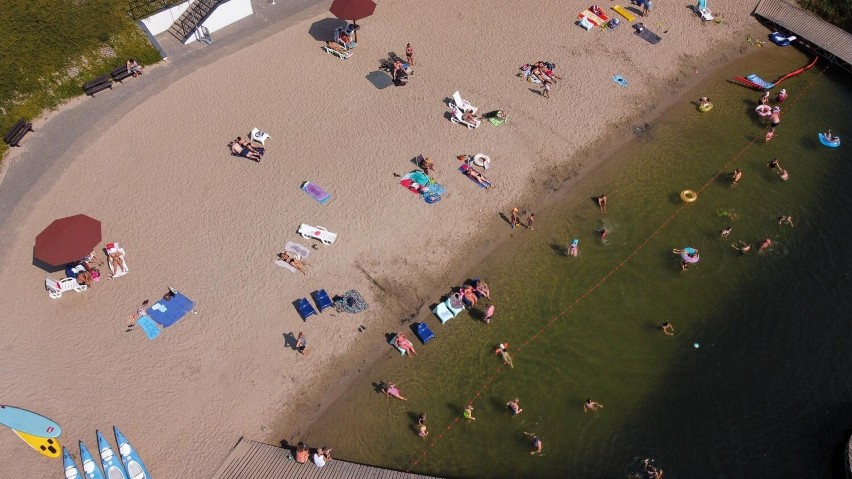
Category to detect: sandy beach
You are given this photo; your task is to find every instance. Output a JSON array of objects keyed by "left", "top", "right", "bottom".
[{"left": 0, "top": 1, "right": 763, "bottom": 477}]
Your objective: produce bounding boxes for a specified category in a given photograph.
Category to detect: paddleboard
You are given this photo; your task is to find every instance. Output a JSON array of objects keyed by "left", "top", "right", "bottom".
[
  {"left": 64, "top": 447, "right": 83, "bottom": 479},
  {"left": 14, "top": 429, "right": 60, "bottom": 458},
  {"left": 80, "top": 441, "right": 106, "bottom": 479},
  {"left": 0, "top": 404, "right": 61, "bottom": 438},
  {"left": 114, "top": 427, "right": 151, "bottom": 479},
  {"left": 97, "top": 430, "right": 128, "bottom": 479}
]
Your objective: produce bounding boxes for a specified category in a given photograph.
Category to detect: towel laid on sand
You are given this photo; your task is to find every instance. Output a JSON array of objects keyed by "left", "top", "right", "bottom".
[
  {"left": 301, "top": 181, "right": 332, "bottom": 204},
  {"left": 136, "top": 315, "right": 161, "bottom": 340},
  {"left": 633, "top": 23, "right": 662, "bottom": 44}
]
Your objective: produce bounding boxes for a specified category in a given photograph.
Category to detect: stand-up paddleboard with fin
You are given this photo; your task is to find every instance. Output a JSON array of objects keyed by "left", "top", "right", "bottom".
[
  {"left": 0, "top": 404, "right": 61, "bottom": 437},
  {"left": 97, "top": 430, "right": 128, "bottom": 479},
  {"left": 14, "top": 429, "right": 60, "bottom": 458},
  {"left": 80, "top": 441, "right": 105, "bottom": 479},
  {"left": 64, "top": 446, "right": 83, "bottom": 479},
  {"left": 114, "top": 427, "right": 151, "bottom": 479}
]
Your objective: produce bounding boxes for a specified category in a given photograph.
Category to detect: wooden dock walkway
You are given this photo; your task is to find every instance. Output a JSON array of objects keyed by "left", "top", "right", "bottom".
[
  {"left": 754, "top": 0, "right": 852, "bottom": 72},
  {"left": 211, "top": 438, "right": 442, "bottom": 479}
]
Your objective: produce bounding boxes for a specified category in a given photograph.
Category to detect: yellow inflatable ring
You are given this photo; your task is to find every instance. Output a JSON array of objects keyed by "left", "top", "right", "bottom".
[{"left": 680, "top": 190, "right": 698, "bottom": 203}]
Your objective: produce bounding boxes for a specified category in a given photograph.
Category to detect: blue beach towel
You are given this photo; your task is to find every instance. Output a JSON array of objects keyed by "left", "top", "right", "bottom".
[
  {"left": 147, "top": 291, "right": 195, "bottom": 328},
  {"left": 301, "top": 181, "right": 332, "bottom": 205},
  {"left": 136, "top": 315, "right": 161, "bottom": 340}
]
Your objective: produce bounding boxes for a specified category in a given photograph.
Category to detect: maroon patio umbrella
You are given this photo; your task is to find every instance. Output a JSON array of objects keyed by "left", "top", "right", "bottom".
[
  {"left": 34, "top": 214, "right": 102, "bottom": 266},
  {"left": 329, "top": 0, "right": 376, "bottom": 42}
]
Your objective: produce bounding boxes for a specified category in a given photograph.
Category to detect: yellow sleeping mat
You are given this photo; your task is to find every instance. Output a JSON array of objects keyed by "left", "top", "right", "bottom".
[{"left": 612, "top": 5, "right": 636, "bottom": 22}]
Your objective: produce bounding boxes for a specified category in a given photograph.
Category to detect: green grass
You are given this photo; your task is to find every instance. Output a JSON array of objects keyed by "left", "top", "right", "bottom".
[{"left": 0, "top": 0, "right": 161, "bottom": 160}]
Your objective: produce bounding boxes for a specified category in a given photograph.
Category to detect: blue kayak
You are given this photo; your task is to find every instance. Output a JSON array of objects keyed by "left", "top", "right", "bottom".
[
  {"left": 97, "top": 431, "right": 128, "bottom": 479},
  {"left": 63, "top": 447, "right": 83, "bottom": 479},
  {"left": 114, "top": 427, "right": 151, "bottom": 479},
  {"left": 80, "top": 441, "right": 105, "bottom": 479}
]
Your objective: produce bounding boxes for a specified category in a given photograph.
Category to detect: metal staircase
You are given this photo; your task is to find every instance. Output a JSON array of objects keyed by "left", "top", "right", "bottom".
[{"left": 169, "top": 0, "right": 223, "bottom": 43}]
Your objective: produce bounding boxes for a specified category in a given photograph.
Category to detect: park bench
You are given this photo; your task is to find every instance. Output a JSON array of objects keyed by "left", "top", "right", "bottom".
[
  {"left": 3, "top": 119, "right": 34, "bottom": 147},
  {"left": 82, "top": 75, "right": 113, "bottom": 96},
  {"left": 111, "top": 64, "right": 134, "bottom": 83}
]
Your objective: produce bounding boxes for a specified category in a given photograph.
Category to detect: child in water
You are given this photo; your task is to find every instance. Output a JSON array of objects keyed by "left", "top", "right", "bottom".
[{"left": 568, "top": 239, "right": 579, "bottom": 256}]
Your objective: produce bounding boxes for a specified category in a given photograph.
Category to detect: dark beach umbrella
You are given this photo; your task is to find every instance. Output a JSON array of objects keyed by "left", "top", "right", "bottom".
[
  {"left": 329, "top": 0, "right": 377, "bottom": 42},
  {"left": 34, "top": 214, "right": 102, "bottom": 266}
]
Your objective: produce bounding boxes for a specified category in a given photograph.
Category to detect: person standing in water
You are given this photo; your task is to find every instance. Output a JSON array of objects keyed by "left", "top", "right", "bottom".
[
  {"left": 463, "top": 404, "right": 476, "bottom": 421},
  {"left": 731, "top": 168, "right": 743, "bottom": 185},
  {"left": 719, "top": 226, "right": 732, "bottom": 238},
  {"left": 507, "top": 398, "right": 523, "bottom": 416},
  {"left": 597, "top": 194, "right": 608, "bottom": 214},
  {"left": 524, "top": 432, "right": 543, "bottom": 455}
]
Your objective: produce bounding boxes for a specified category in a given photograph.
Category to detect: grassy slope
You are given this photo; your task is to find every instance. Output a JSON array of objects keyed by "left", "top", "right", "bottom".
[{"left": 0, "top": 0, "right": 161, "bottom": 160}]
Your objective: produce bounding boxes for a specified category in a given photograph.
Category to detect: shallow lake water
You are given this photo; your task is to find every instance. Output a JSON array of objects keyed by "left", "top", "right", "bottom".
[{"left": 307, "top": 45, "right": 852, "bottom": 478}]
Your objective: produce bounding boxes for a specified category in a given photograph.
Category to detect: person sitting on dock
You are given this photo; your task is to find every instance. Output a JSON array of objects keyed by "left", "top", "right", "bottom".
[
  {"left": 295, "top": 442, "right": 309, "bottom": 464},
  {"left": 312, "top": 447, "right": 332, "bottom": 467}
]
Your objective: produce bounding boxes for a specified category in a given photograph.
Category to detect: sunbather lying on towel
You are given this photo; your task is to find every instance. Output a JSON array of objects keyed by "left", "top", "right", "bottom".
[
  {"left": 109, "top": 250, "right": 127, "bottom": 275},
  {"left": 229, "top": 140, "right": 262, "bottom": 162},
  {"left": 277, "top": 252, "right": 310, "bottom": 275},
  {"left": 420, "top": 156, "right": 436, "bottom": 176},
  {"left": 464, "top": 164, "right": 492, "bottom": 189},
  {"left": 534, "top": 61, "right": 562, "bottom": 81}
]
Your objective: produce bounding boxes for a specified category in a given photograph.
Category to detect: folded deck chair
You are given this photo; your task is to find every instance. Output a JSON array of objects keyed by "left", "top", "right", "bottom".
[
  {"left": 323, "top": 42, "right": 352, "bottom": 60},
  {"left": 696, "top": 0, "right": 714, "bottom": 21},
  {"left": 251, "top": 128, "right": 270, "bottom": 144},
  {"left": 295, "top": 297, "right": 317, "bottom": 320},
  {"left": 275, "top": 241, "right": 311, "bottom": 273},
  {"left": 313, "top": 289, "right": 334, "bottom": 312},
  {"left": 45, "top": 277, "right": 87, "bottom": 299},
  {"left": 414, "top": 322, "right": 435, "bottom": 344},
  {"left": 105, "top": 242, "right": 128, "bottom": 278}
]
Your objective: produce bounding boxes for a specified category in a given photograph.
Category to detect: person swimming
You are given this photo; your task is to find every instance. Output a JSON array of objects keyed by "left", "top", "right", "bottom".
[
  {"left": 719, "top": 226, "right": 732, "bottom": 238},
  {"left": 758, "top": 238, "right": 772, "bottom": 252},
  {"left": 506, "top": 398, "right": 523, "bottom": 416}
]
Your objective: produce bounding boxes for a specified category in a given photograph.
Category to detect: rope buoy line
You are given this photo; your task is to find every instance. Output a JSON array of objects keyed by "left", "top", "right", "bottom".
[{"left": 405, "top": 64, "right": 828, "bottom": 473}]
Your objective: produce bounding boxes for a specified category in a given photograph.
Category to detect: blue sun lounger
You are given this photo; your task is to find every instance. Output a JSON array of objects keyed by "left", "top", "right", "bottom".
[
  {"left": 313, "top": 289, "right": 333, "bottom": 312},
  {"left": 414, "top": 322, "right": 435, "bottom": 344},
  {"left": 295, "top": 298, "right": 317, "bottom": 320}
]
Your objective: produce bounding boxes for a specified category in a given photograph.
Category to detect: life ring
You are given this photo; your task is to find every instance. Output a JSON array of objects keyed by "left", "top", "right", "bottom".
[
  {"left": 819, "top": 133, "right": 841, "bottom": 148},
  {"left": 680, "top": 190, "right": 697, "bottom": 203},
  {"left": 755, "top": 104, "right": 772, "bottom": 117},
  {"left": 472, "top": 153, "right": 491, "bottom": 169},
  {"left": 698, "top": 102, "right": 713, "bottom": 112},
  {"left": 680, "top": 247, "right": 700, "bottom": 264}
]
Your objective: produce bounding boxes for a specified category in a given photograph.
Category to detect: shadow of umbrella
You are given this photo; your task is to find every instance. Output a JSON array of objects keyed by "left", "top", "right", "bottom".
[{"left": 307, "top": 17, "right": 348, "bottom": 41}]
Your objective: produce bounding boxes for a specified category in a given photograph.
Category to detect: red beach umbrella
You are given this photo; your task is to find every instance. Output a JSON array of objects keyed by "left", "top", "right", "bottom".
[
  {"left": 34, "top": 214, "right": 102, "bottom": 266},
  {"left": 329, "top": 0, "right": 377, "bottom": 42}
]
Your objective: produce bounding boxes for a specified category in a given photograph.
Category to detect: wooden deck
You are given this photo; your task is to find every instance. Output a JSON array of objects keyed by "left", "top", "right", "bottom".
[
  {"left": 211, "top": 438, "right": 441, "bottom": 479},
  {"left": 754, "top": 0, "right": 852, "bottom": 71}
]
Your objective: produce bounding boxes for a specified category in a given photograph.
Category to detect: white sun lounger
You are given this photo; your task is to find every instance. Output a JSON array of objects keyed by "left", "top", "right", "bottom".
[
  {"left": 105, "top": 242, "right": 128, "bottom": 278},
  {"left": 250, "top": 127, "right": 270, "bottom": 144},
  {"left": 298, "top": 224, "right": 338, "bottom": 245},
  {"left": 274, "top": 241, "right": 312, "bottom": 273},
  {"left": 323, "top": 42, "right": 353, "bottom": 60},
  {"left": 451, "top": 91, "right": 477, "bottom": 114},
  {"left": 45, "top": 277, "right": 87, "bottom": 298}
]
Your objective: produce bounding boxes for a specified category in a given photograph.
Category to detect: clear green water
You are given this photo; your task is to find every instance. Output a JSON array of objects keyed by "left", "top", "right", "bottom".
[{"left": 308, "top": 46, "right": 852, "bottom": 478}]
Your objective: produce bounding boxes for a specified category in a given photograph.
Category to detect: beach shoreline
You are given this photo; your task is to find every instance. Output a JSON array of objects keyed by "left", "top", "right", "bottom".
[{"left": 0, "top": 2, "right": 771, "bottom": 477}]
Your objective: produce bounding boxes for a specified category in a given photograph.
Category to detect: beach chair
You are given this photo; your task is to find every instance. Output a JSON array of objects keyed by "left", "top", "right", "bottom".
[
  {"left": 313, "top": 289, "right": 334, "bottom": 312},
  {"left": 45, "top": 277, "right": 87, "bottom": 299},
  {"left": 388, "top": 333, "right": 406, "bottom": 355},
  {"left": 450, "top": 91, "right": 477, "bottom": 114},
  {"left": 294, "top": 298, "right": 318, "bottom": 320},
  {"left": 297, "top": 224, "right": 338, "bottom": 245},
  {"left": 105, "top": 242, "right": 128, "bottom": 278},
  {"left": 696, "top": 0, "right": 714, "bottom": 21},
  {"left": 414, "top": 322, "right": 435, "bottom": 344},
  {"left": 450, "top": 106, "right": 480, "bottom": 129},
  {"left": 323, "top": 42, "right": 353, "bottom": 60},
  {"left": 274, "top": 241, "right": 311, "bottom": 273},
  {"left": 250, "top": 128, "right": 270, "bottom": 145}
]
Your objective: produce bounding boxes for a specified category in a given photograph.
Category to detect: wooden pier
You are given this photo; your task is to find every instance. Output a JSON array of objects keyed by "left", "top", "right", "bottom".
[
  {"left": 754, "top": 0, "right": 852, "bottom": 72},
  {"left": 211, "top": 438, "right": 441, "bottom": 479}
]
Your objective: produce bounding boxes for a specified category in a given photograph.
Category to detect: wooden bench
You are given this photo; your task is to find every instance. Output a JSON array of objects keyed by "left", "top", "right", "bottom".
[
  {"left": 3, "top": 118, "right": 34, "bottom": 147},
  {"left": 82, "top": 75, "right": 113, "bottom": 96},
  {"left": 111, "top": 65, "right": 134, "bottom": 83}
]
